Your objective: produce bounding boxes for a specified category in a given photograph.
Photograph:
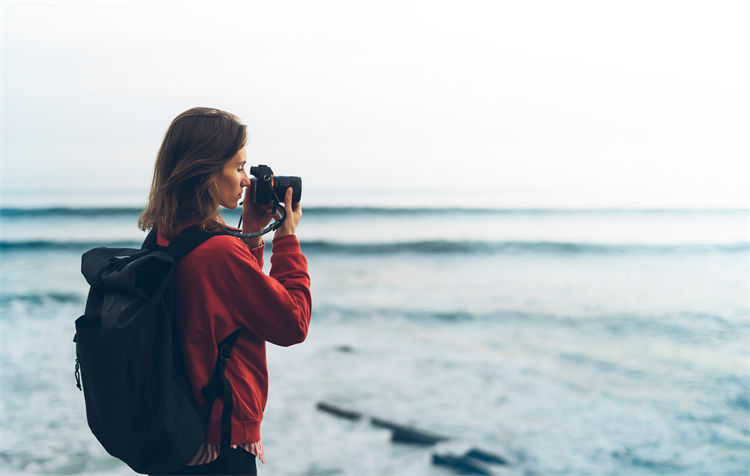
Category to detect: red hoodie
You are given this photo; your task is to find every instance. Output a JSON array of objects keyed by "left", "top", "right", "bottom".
[{"left": 156, "top": 230, "right": 312, "bottom": 445}]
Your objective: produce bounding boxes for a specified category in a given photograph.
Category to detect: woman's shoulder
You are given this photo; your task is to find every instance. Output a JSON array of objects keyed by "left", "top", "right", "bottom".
[
  {"left": 181, "top": 233, "right": 261, "bottom": 273},
  {"left": 160, "top": 222, "right": 256, "bottom": 264}
]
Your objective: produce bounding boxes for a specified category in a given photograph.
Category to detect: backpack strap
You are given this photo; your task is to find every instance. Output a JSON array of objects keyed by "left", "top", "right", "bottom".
[
  {"left": 141, "top": 228, "right": 158, "bottom": 250},
  {"left": 141, "top": 225, "right": 231, "bottom": 259},
  {"left": 167, "top": 226, "right": 227, "bottom": 261},
  {"left": 201, "top": 329, "right": 242, "bottom": 449}
]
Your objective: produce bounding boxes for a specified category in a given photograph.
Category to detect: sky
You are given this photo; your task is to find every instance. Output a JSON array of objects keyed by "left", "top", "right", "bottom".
[{"left": 1, "top": 0, "right": 749, "bottom": 208}]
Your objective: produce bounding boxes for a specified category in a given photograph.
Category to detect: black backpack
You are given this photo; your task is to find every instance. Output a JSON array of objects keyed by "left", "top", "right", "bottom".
[{"left": 74, "top": 226, "right": 241, "bottom": 474}]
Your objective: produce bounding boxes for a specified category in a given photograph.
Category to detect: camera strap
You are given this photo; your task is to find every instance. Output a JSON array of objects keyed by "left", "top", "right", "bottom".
[{"left": 232, "top": 191, "right": 286, "bottom": 238}]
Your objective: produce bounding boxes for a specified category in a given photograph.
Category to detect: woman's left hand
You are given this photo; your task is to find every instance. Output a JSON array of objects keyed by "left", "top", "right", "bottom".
[{"left": 241, "top": 181, "right": 274, "bottom": 237}]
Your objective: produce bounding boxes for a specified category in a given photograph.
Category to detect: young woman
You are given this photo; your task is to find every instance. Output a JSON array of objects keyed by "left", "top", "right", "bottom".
[{"left": 138, "top": 107, "right": 311, "bottom": 475}]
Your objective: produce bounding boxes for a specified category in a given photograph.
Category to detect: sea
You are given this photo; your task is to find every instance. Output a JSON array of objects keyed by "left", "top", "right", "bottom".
[{"left": 0, "top": 191, "right": 748, "bottom": 475}]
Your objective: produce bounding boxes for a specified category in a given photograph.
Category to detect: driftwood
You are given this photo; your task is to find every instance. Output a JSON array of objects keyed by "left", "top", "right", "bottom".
[
  {"left": 432, "top": 453, "right": 492, "bottom": 475},
  {"left": 370, "top": 417, "right": 449, "bottom": 445},
  {"left": 315, "top": 402, "right": 514, "bottom": 473},
  {"left": 465, "top": 448, "right": 510, "bottom": 465},
  {"left": 315, "top": 402, "right": 362, "bottom": 420},
  {"left": 316, "top": 403, "right": 450, "bottom": 444}
]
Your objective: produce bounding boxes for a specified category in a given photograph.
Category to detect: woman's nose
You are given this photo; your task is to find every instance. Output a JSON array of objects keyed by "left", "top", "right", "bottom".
[{"left": 241, "top": 172, "right": 251, "bottom": 187}]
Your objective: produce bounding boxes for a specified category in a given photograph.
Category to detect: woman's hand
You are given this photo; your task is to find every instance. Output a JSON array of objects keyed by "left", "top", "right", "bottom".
[
  {"left": 274, "top": 187, "right": 302, "bottom": 239},
  {"left": 241, "top": 181, "right": 274, "bottom": 247}
]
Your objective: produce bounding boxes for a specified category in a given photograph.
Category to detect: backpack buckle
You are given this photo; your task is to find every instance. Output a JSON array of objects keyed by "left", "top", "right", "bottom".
[
  {"left": 219, "top": 344, "right": 233, "bottom": 363},
  {"left": 74, "top": 358, "right": 82, "bottom": 391}
]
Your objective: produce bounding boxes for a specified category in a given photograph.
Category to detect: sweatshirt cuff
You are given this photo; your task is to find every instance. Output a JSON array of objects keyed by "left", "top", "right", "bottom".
[
  {"left": 245, "top": 239, "right": 265, "bottom": 251},
  {"left": 271, "top": 234, "right": 301, "bottom": 253}
]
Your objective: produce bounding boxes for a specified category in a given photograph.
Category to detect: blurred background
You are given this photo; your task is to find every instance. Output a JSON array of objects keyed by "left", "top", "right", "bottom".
[{"left": 1, "top": 1, "right": 748, "bottom": 475}]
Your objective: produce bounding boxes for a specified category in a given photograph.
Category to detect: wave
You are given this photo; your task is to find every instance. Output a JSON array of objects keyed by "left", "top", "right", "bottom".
[
  {"left": 0, "top": 240, "right": 141, "bottom": 251},
  {"left": 0, "top": 207, "right": 141, "bottom": 218},
  {"left": 0, "top": 292, "right": 84, "bottom": 305},
  {"left": 311, "top": 305, "right": 748, "bottom": 347},
  {"left": 291, "top": 206, "right": 750, "bottom": 216},
  {"left": 2, "top": 205, "right": 747, "bottom": 219},
  {"left": 298, "top": 240, "right": 750, "bottom": 255},
  {"left": 1, "top": 238, "right": 747, "bottom": 255}
]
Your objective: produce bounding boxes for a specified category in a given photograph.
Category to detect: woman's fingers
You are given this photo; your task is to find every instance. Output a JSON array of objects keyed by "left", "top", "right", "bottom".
[
  {"left": 264, "top": 188, "right": 295, "bottom": 224},
  {"left": 285, "top": 187, "right": 293, "bottom": 210}
]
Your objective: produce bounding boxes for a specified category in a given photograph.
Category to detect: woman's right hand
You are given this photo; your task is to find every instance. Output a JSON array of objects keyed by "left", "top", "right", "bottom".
[{"left": 274, "top": 187, "right": 302, "bottom": 239}]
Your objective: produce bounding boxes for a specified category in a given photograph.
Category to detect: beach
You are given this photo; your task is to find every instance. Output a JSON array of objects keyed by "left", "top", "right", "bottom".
[{"left": 1, "top": 204, "right": 748, "bottom": 475}]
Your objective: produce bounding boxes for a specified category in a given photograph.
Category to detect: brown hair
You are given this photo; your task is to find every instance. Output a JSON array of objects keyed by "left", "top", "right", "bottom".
[{"left": 138, "top": 107, "right": 247, "bottom": 237}]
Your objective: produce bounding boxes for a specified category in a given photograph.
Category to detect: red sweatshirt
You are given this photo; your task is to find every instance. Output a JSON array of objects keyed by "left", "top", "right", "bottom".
[{"left": 156, "top": 230, "right": 312, "bottom": 445}]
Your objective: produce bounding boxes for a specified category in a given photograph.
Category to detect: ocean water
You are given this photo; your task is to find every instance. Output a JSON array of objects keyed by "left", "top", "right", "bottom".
[{"left": 0, "top": 203, "right": 748, "bottom": 475}]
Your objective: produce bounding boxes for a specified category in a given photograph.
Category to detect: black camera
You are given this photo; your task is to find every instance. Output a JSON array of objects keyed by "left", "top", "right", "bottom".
[{"left": 249, "top": 165, "right": 302, "bottom": 205}]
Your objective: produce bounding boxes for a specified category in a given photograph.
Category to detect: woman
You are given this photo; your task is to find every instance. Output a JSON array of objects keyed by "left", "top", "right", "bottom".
[{"left": 138, "top": 107, "right": 311, "bottom": 475}]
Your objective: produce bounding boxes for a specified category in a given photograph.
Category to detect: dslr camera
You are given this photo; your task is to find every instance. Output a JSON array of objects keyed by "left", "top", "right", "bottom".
[{"left": 249, "top": 165, "right": 302, "bottom": 205}]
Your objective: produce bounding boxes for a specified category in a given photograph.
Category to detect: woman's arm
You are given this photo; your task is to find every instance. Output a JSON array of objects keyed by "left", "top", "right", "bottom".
[{"left": 185, "top": 234, "right": 311, "bottom": 347}]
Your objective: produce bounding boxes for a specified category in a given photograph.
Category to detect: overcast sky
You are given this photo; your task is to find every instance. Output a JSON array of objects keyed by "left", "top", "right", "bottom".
[{"left": 2, "top": 0, "right": 749, "bottom": 208}]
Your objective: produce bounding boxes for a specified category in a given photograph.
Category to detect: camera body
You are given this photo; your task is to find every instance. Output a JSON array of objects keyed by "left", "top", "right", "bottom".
[{"left": 249, "top": 164, "right": 302, "bottom": 205}]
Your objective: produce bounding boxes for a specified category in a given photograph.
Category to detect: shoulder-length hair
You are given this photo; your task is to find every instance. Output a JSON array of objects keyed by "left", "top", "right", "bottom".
[{"left": 138, "top": 107, "right": 247, "bottom": 238}]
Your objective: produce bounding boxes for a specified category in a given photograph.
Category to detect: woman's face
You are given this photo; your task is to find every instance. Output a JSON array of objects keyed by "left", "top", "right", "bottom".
[{"left": 215, "top": 146, "right": 251, "bottom": 209}]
